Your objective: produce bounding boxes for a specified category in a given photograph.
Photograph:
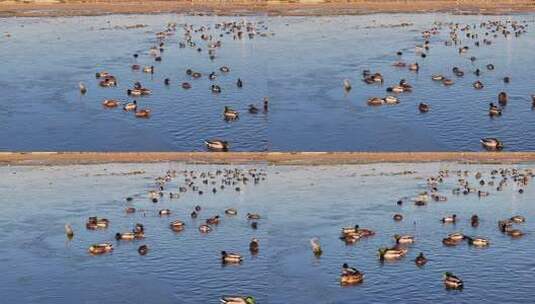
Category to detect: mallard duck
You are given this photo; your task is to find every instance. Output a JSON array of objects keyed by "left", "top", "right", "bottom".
[
  {"left": 441, "top": 214, "right": 457, "bottom": 223},
  {"left": 249, "top": 238, "right": 259, "bottom": 253},
  {"left": 442, "top": 78, "right": 454, "bottom": 86},
  {"left": 99, "top": 76, "right": 117, "bottom": 87},
  {"left": 142, "top": 66, "right": 154, "bottom": 73},
  {"left": 95, "top": 71, "right": 111, "bottom": 79},
  {"left": 443, "top": 272, "right": 463, "bottom": 289},
  {"left": 393, "top": 214, "right": 403, "bottom": 221},
  {"left": 343, "top": 79, "right": 352, "bottom": 91},
  {"left": 115, "top": 231, "right": 144, "bottom": 240},
  {"left": 224, "top": 106, "right": 239, "bottom": 120},
  {"left": 389, "top": 85, "right": 405, "bottom": 93},
  {"left": 135, "top": 109, "right": 151, "bottom": 118},
  {"left": 310, "top": 238, "right": 322, "bottom": 256},
  {"left": 88, "top": 243, "right": 113, "bottom": 255},
  {"left": 498, "top": 92, "right": 508, "bottom": 105},
  {"left": 415, "top": 252, "right": 427, "bottom": 266},
  {"left": 206, "top": 215, "right": 221, "bottom": 225},
  {"left": 102, "top": 99, "right": 119, "bottom": 108},
  {"left": 159, "top": 209, "right": 171, "bottom": 216},
  {"left": 79, "top": 82, "right": 87, "bottom": 94},
  {"left": 448, "top": 232, "right": 465, "bottom": 241},
  {"left": 442, "top": 237, "right": 462, "bottom": 246},
  {"left": 480, "top": 138, "right": 503, "bottom": 150},
  {"left": 431, "top": 74, "right": 444, "bottom": 81},
  {"left": 473, "top": 80, "right": 484, "bottom": 89},
  {"left": 367, "top": 97, "right": 384, "bottom": 106},
  {"left": 488, "top": 103, "right": 502, "bottom": 116},
  {"left": 384, "top": 95, "right": 399, "bottom": 104},
  {"left": 378, "top": 247, "right": 407, "bottom": 260},
  {"left": 394, "top": 234, "right": 415, "bottom": 244},
  {"left": 182, "top": 82, "right": 192, "bottom": 89},
  {"left": 199, "top": 224, "right": 212, "bottom": 233},
  {"left": 418, "top": 103, "right": 430, "bottom": 113},
  {"left": 170, "top": 220, "right": 185, "bottom": 232},
  {"left": 192, "top": 72, "right": 202, "bottom": 78},
  {"left": 205, "top": 139, "right": 229, "bottom": 151},
  {"left": 498, "top": 220, "right": 513, "bottom": 232},
  {"left": 466, "top": 236, "right": 489, "bottom": 247},
  {"left": 220, "top": 66, "right": 230, "bottom": 73},
  {"left": 86, "top": 217, "right": 109, "bottom": 230},
  {"left": 123, "top": 100, "right": 137, "bottom": 111},
  {"left": 220, "top": 296, "right": 255, "bottom": 304},
  {"left": 221, "top": 251, "right": 242, "bottom": 263},
  {"left": 247, "top": 213, "right": 261, "bottom": 220},
  {"left": 340, "top": 263, "right": 364, "bottom": 285},
  {"left": 507, "top": 229, "right": 524, "bottom": 238},
  {"left": 225, "top": 208, "right": 238, "bottom": 215},
  {"left": 409, "top": 63, "right": 419, "bottom": 71},
  {"left": 510, "top": 215, "right": 525, "bottom": 223},
  {"left": 65, "top": 224, "right": 74, "bottom": 239},
  {"left": 138, "top": 245, "right": 149, "bottom": 255}
]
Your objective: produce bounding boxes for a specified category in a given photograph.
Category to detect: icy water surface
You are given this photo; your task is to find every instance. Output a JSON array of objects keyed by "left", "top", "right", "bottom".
[
  {"left": 0, "top": 162, "right": 534, "bottom": 303},
  {"left": 1, "top": 14, "right": 535, "bottom": 151}
]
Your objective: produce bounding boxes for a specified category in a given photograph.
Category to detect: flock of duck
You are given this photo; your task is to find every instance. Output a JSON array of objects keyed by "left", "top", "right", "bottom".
[
  {"left": 78, "top": 20, "right": 272, "bottom": 152},
  {"left": 343, "top": 19, "right": 532, "bottom": 151},
  {"left": 63, "top": 164, "right": 532, "bottom": 302},
  {"left": 65, "top": 167, "right": 267, "bottom": 304}
]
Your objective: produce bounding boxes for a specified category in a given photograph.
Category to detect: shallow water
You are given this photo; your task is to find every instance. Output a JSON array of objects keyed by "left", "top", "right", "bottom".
[
  {"left": 1, "top": 13, "right": 535, "bottom": 151},
  {"left": 0, "top": 162, "right": 534, "bottom": 303}
]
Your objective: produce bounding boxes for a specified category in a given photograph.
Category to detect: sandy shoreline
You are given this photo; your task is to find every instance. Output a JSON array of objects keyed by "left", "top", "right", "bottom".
[
  {"left": 1, "top": 0, "right": 535, "bottom": 18},
  {"left": 2, "top": 152, "right": 535, "bottom": 166}
]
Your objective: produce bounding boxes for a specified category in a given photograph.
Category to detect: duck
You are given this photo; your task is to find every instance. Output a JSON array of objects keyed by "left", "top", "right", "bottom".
[
  {"left": 498, "top": 92, "right": 508, "bottom": 105},
  {"left": 392, "top": 61, "right": 406, "bottom": 68},
  {"left": 247, "top": 213, "right": 261, "bottom": 220},
  {"left": 95, "top": 71, "right": 111, "bottom": 79},
  {"left": 393, "top": 214, "right": 403, "bottom": 221},
  {"left": 102, "top": 99, "right": 119, "bottom": 108},
  {"left": 471, "top": 215, "right": 479, "bottom": 227},
  {"left": 205, "top": 139, "right": 229, "bottom": 151},
  {"left": 498, "top": 220, "right": 513, "bottom": 232},
  {"left": 343, "top": 79, "right": 352, "bottom": 91},
  {"left": 170, "top": 220, "right": 185, "bottom": 232},
  {"left": 88, "top": 243, "right": 113, "bottom": 255},
  {"left": 249, "top": 238, "right": 259, "bottom": 254},
  {"left": 378, "top": 247, "right": 408, "bottom": 260},
  {"left": 192, "top": 72, "right": 202, "bottom": 78},
  {"left": 480, "top": 138, "right": 503, "bottom": 150},
  {"left": 138, "top": 245, "right": 149, "bottom": 255},
  {"left": 206, "top": 215, "right": 220, "bottom": 225},
  {"left": 418, "top": 103, "right": 430, "bottom": 113},
  {"left": 221, "top": 251, "right": 242, "bottom": 264},
  {"left": 123, "top": 100, "right": 137, "bottom": 111},
  {"left": 65, "top": 224, "right": 74, "bottom": 239},
  {"left": 394, "top": 234, "right": 415, "bottom": 244},
  {"left": 86, "top": 217, "right": 109, "bottom": 230},
  {"left": 340, "top": 263, "right": 364, "bottom": 285},
  {"left": 431, "top": 74, "right": 444, "bottom": 81},
  {"left": 115, "top": 231, "right": 144, "bottom": 240},
  {"left": 408, "top": 63, "right": 419, "bottom": 71},
  {"left": 388, "top": 85, "right": 406, "bottom": 93},
  {"left": 310, "top": 238, "right": 322, "bottom": 256},
  {"left": 384, "top": 95, "right": 400, "bottom": 104},
  {"left": 507, "top": 229, "right": 524, "bottom": 238},
  {"left": 367, "top": 97, "right": 385, "bottom": 106},
  {"left": 220, "top": 66, "right": 230, "bottom": 73},
  {"left": 443, "top": 272, "right": 463, "bottom": 289},
  {"left": 199, "top": 224, "right": 212, "bottom": 233},
  {"left": 159, "top": 209, "right": 171, "bottom": 216},
  {"left": 99, "top": 76, "right": 117, "bottom": 87},
  {"left": 181, "top": 82, "right": 192, "bottom": 89},
  {"left": 224, "top": 106, "right": 239, "bottom": 120},
  {"left": 510, "top": 215, "right": 525, "bottom": 223},
  {"left": 466, "top": 236, "right": 489, "bottom": 247},
  {"left": 473, "top": 80, "right": 484, "bottom": 89},
  {"left": 248, "top": 104, "right": 259, "bottom": 114},
  {"left": 442, "top": 237, "right": 462, "bottom": 246},
  {"left": 442, "top": 78, "right": 454, "bottom": 86},
  {"left": 220, "top": 296, "right": 256, "bottom": 304},
  {"left": 211, "top": 84, "right": 222, "bottom": 94},
  {"left": 135, "top": 109, "right": 151, "bottom": 118},
  {"left": 448, "top": 232, "right": 465, "bottom": 241},
  {"left": 142, "top": 66, "right": 154, "bottom": 73},
  {"left": 441, "top": 214, "right": 457, "bottom": 223},
  {"left": 488, "top": 103, "right": 502, "bottom": 116},
  {"left": 486, "top": 63, "right": 495, "bottom": 70},
  {"left": 415, "top": 252, "right": 427, "bottom": 266},
  {"left": 79, "top": 82, "right": 87, "bottom": 94},
  {"left": 225, "top": 208, "right": 238, "bottom": 215}
]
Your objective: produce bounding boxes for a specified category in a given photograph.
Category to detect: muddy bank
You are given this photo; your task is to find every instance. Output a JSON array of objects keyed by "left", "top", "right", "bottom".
[
  {"left": 1, "top": 0, "right": 535, "bottom": 17},
  {"left": 2, "top": 152, "right": 535, "bottom": 165}
]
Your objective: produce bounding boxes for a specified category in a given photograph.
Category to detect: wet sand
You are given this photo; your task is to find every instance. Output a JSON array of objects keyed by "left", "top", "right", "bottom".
[
  {"left": 1, "top": 0, "right": 535, "bottom": 17},
  {"left": 2, "top": 152, "right": 535, "bottom": 165}
]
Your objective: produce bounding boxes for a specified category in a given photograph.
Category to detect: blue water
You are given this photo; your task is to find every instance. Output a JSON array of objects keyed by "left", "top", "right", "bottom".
[
  {"left": 1, "top": 14, "right": 535, "bottom": 151},
  {"left": 0, "top": 162, "right": 534, "bottom": 303}
]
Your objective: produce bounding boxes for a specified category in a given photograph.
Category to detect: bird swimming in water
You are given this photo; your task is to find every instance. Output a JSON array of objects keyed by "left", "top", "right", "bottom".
[{"left": 310, "top": 237, "right": 322, "bottom": 257}]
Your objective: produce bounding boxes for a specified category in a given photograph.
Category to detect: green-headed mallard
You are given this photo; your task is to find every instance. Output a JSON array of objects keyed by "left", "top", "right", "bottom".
[
  {"left": 443, "top": 272, "right": 463, "bottom": 289},
  {"left": 221, "top": 251, "right": 243, "bottom": 264}
]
